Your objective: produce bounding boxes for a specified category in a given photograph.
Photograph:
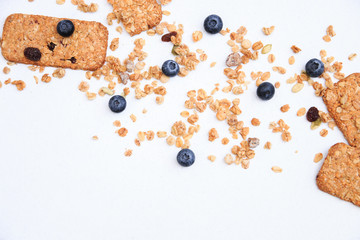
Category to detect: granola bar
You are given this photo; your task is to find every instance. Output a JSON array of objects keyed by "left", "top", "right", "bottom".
[
  {"left": 108, "top": 0, "right": 162, "bottom": 36},
  {"left": 322, "top": 73, "right": 360, "bottom": 147},
  {"left": 1, "top": 14, "right": 108, "bottom": 71},
  {"left": 316, "top": 143, "right": 360, "bottom": 207}
]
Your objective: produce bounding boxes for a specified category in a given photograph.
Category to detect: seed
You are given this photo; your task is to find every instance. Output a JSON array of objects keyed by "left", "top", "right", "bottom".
[
  {"left": 261, "top": 44, "right": 272, "bottom": 54},
  {"left": 291, "top": 83, "right": 304, "bottom": 93}
]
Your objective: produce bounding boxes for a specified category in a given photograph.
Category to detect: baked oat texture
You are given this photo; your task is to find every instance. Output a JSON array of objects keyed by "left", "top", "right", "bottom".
[
  {"left": 323, "top": 73, "right": 360, "bottom": 147},
  {"left": 316, "top": 143, "right": 360, "bottom": 207},
  {"left": 1, "top": 14, "right": 108, "bottom": 71},
  {"left": 108, "top": 0, "right": 162, "bottom": 36}
]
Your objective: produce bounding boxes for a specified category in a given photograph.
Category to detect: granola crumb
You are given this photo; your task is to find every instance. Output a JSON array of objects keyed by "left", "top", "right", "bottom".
[
  {"left": 180, "top": 111, "right": 190, "bottom": 118},
  {"left": 320, "top": 129, "right": 328, "bottom": 137},
  {"left": 86, "top": 92, "right": 96, "bottom": 100},
  {"left": 41, "top": 74, "right": 52, "bottom": 83},
  {"left": 208, "top": 155, "right": 216, "bottom": 162},
  {"left": 264, "top": 141, "right": 272, "bottom": 149},
  {"left": 110, "top": 38, "right": 119, "bottom": 51},
  {"left": 274, "top": 81, "right": 280, "bottom": 88},
  {"left": 56, "top": 0, "right": 66, "bottom": 4},
  {"left": 251, "top": 118, "right": 261, "bottom": 126},
  {"left": 11, "top": 80, "right": 26, "bottom": 91},
  {"left": 34, "top": 76, "right": 39, "bottom": 84},
  {"left": 208, "top": 128, "right": 219, "bottom": 142},
  {"left": 221, "top": 137, "right": 229, "bottom": 145},
  {"left": 117, "top": 128, "right": 128, "bottom": 137},
  {"left": 288, "top": 56, "right": 295, "bottom": 65},
  {"left": 297, "top": 107, "right": 306, "bottom": 117},
  {"left": 248, "top": 137, "right": 260, "bottom": 148},
  {"left": 52, "top": 68, "right": 66, "bottom": 78},
  {"left": 142, "top": 108, "right": 147, "bottom": 114},
  {"left": 124, "top": 149, "right": 133, "bottom": 157},
  {"left": 192, "top": 31, "right": 203, "bottom": 42},
  {"left": 166, "top": 135, "right": 175, "bottom": 146},
  {"left": 348, "top": 53, "right": 357, "bottom": 61},
  {"left": 210, "top": 62, "right": 216, "bottom": 68},
  {"left": 224, "top": 154, "right": 234, "bottom": 165},
  {"left": 130, "top": 114, "right": 137, "bottom": 122},
  {"left": 92, "top": 135, "right": 98, "bottom": 140},
  {"left": 291, "top": 45, "right": 302, "bottom": 53},
  {"left": 113, "top": 120, "right": 121, "bottom": 127},
  {"left": 157, "top": 131, "right": 167, "bottom": 138},
  {"left": 271, "top": 166, "right": 282, "bottom": 173},
  {"left": 262, "top": 26, "right": 275, "bottom": 35},
  {"left": 280, "top": 104, "right": 290, "bottom": 113},
  {"left": 3, "top": 66, "right": 10, "bottom": 74},
  {"left": 313, "top": 153, "right": 323, "bottom": 163},
  {"left": 268, "top": 54, "right": 275, "bottom": 63},
  {"left": 78, "top": 81, "right": 89, "bottom": 92},
  {"left": 323, "top": 35, "right": 331, "bottom": 42}
]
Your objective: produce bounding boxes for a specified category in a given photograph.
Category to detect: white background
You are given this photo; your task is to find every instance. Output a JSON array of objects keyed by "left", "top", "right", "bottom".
[{"left": 0, "top": 0, "right": 360, "bottom": 239}]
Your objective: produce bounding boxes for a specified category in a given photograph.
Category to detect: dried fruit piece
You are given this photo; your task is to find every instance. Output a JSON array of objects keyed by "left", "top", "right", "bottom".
[
  {"left": 306, "top": 107, "right": 320, "bottom": 122},
  {"left": 162, "top": 31, "right": 177, "bottom": 42},
  {"left": 226, "top": 52, "right": 241, "bottom": 67},
  {"left": 24, "top": 47, "right": 41, "bottom": 61}
]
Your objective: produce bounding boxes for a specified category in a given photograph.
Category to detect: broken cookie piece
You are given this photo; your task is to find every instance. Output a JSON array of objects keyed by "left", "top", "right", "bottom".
[
  {"left": 322, "top": 73, "right": 360, "bottom": 147},
  {"left": 316, "top": 142, "right": 360, "bottom": 207},
  {"left": 108, "top": 0, "right": 162, "bottom": 36}
]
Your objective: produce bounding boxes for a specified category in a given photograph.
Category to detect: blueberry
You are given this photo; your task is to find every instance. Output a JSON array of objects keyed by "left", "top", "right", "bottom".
[
  {"left": 109, "top": 95, "right": 126, "bottom": 113},
  {"left": 57, "top": 20, "right": 75, "bottom": 37},
  {"left": 305, "top": 58, "right": 324, "bottom": 78},
  {"left": 162, "top": 60, "right": 179, "bottom": 77},
  {"left": 177, "top": 149, "right": 195, "bottom": 167},
  {"left": 204, "top": 14, "right": 223, "bottom": 34},
  {"left": 257, "top": 82, "right": 275, "bottom": 101}
]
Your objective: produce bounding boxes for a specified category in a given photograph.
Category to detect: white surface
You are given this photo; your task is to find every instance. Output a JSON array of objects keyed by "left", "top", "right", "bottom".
[{"left": 0, "top": 0, "right": 360, "bottom": 239}]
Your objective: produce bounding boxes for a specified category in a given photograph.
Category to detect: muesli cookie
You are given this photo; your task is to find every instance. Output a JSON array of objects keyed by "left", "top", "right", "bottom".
[
  {"left": 322, "top": 73, "right": 360, "bottom": 147},
  {"left": 316, "top": 142, "right": 360, "bottom": 207},
  {"left": 108, "top": 0, "right": 162, "bottom": 36},
  {"left": 1, "top": 14, "right": 108, "bottom": 71}
]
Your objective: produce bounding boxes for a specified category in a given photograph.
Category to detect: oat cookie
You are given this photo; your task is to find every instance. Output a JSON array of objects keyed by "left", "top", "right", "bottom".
[
  {"left": 322, "top": 73, "right": 360, "bottom": 147},
  {"left": 108, "top": 0, "right": 162, "bottom": 36},
  {"left": 316, "top": 143, "right": 360, "bottom": 207},
  {"left": 1, "top": 14, "right": 108, "bottom": 71}
]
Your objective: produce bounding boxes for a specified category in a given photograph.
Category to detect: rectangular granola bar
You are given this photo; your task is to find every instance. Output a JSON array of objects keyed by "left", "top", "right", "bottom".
[
  {"left": 1, "top": 14, "right": 108, "bottom": 71},
  {"left": 316, "top": 143, "right": 360, "bottom": 207},
  {"left": 322, "top": 73, "right": 360, "bottom": 147}
]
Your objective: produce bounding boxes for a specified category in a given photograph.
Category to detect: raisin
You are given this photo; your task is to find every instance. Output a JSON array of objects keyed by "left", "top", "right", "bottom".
[
  {"left": 161, "top": 31, "right": 177, "bottom": 42},
  {"left": 24, "top": 47, "right": 42, "bottom": 61},
  {"left": 69, "top": 57, "right": 76, "bottom": 64},
  {"left": 306, "top": 107, "right": 320, "bottom": 122},
  {"left": 47, "top": 42, "right": 56, "bottom": 51}
]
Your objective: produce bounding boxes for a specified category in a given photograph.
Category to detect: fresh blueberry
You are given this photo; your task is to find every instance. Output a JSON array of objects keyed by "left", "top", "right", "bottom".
[
  {"left": 204, "top": 14, "right": 223, "bottom": 34},
  {"left": 305, "top": 58, "right": 324, "bottom": 77},
  {"left": 109, "top": 95, "right": 126, "bottom": 113},
  {"left": 177, "top": 149, "right": 195, "bottom": 167},
  {"left": 57, "top": 20, "right": 75, "bottom": 37},
  {"left": 257, "top": 82, "right": 275, "bottom": 101},
  {"left": 162, "top": 60, "right": 179, "bottom": 77}
]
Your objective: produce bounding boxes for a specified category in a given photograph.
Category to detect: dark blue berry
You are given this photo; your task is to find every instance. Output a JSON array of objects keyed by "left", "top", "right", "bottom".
[
  {"left": 109, "top": 95, "right": 127, "bottom": 113},
  {"left": 177, "top": 149, "right": 195, "bottom": 167},
  {"left": 162, "top": 60, "right": 179, "bottom": 77},
  {"left": 257, "top": 82, "right": 275, "bottom": 101},
  {"left": 57, "top": 20, "right": 75, "bottom": 37},
  {"left": 305, "top": 58, "right": 324, "bottom": 78},
  {"left": 204, "top": 14, "right": 223, "bottom": 34}
]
